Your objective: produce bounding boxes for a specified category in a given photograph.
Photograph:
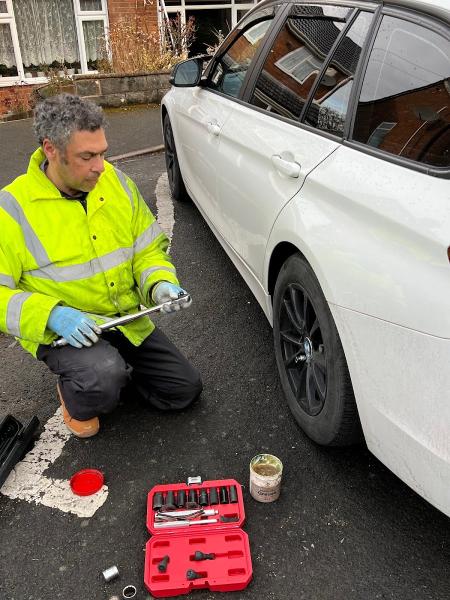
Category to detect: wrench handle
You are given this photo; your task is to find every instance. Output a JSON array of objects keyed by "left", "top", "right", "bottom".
[{"left": 51, "top": 294, "right": 191, "bottom": 348}]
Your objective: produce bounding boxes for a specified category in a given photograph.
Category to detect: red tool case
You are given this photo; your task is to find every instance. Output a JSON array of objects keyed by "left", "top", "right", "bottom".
[{"left": 144, "top": 478, "right": 252, "bottom": 597}]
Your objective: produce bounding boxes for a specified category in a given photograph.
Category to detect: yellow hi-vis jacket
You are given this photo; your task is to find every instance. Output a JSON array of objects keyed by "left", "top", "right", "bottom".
[{"left": 0, "top": 147, "right": 179, "bottom": 357}]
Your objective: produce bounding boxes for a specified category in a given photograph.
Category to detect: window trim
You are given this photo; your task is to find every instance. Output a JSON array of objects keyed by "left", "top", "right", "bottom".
[
  {"left": 343, "top": 4, "right": 382, "bottom": 139},
  {"left": 345, "top": 5, "right": 450, "bottom": 177},
  {"left": 342, "top": 138, "right": 450, "bottom": 179},
  {"left": 202, "top": 1, "right": 290, "bottom": 101}
]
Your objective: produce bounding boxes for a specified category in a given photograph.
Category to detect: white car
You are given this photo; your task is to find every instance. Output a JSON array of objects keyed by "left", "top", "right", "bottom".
[{"left": 161, "top": 0, "right": 450, "bottom": 516}]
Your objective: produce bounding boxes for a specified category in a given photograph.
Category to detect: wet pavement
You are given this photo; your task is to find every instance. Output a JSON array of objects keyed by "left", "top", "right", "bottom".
[{"left": 0, "top": 110, "right": 449, "bottom": 600}]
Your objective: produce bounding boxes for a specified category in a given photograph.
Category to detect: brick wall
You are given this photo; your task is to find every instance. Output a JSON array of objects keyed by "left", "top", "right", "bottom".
[
  {"left": 107, "top": 0, "right": 159, "bottom": 33},
  {"left": 0, "top": 85, "right": 36, "bottom": 116}
]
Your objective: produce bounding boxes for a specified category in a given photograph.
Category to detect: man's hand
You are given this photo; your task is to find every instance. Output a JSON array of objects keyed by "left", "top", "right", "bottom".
[
  {"left": 47, "top": 306, "right": 101, "bottom": 348},
  {"left": 151, "top": 282, "right": 192, "bottom": 313}
]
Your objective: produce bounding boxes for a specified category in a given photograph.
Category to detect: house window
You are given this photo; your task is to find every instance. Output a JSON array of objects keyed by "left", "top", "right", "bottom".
[
  {"left": 81, "top": 19, "right": 106, "bottom": 71},
  {"left": 0, "top": 22, "right": 18, "bottom": 77},
  {"left": 367, "top": 121, "right": 397, "bottom": 148},
  {"left": 275, "top": 47, "right": 323, "bottom": 85},
  {"left": 76, "top": 0, "right": 108, "bottom": 72},
  {"left": 0, "top": 0, "right": 20, "bottom": 81},
  {"left": 161, "top": 0, "right": 257, "bottom": 57},
  {"left": 0, "top": 0, "right": 108, "bottom": 85},
  {"left": 13, "top": 0, "right": 80, "bottom": 78}
]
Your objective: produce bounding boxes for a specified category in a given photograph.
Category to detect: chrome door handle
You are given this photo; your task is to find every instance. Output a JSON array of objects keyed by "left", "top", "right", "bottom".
[
  {"left": 271, "top": 154, "right": 301, "bottom": 178},
  {"left": 207, "top": 121, "right": 221, "bottom": 136}
]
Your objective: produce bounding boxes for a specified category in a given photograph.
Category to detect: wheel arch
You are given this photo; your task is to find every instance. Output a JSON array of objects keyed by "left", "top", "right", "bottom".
[{"left": 268, "top": 242, "right": 311, "bottom": 301}]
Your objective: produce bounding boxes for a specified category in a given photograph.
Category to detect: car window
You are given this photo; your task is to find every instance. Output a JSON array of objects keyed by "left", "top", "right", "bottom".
[
  {"left": 303, "top": 11, "right": 373, "bottom": 136},
  {"left": 207, "top": 5, "right": 278, "bottom": 98},
  {"left": 249, "top": 4, "right": 352, "bottom": 121},
  {"left": 352, "top": 15, "right": 450, "bottom": 168}
]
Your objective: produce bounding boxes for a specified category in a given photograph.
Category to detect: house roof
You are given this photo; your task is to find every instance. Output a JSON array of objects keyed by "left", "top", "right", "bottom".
[{"left": 288, "top": 6, "right": 362, "bottom": 75}]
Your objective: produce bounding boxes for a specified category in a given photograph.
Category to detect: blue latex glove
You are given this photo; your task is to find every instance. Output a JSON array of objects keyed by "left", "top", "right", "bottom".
[
  {"left": 151, "top": 282, "right": 191, "bottom": 313},
  {"left": 47, "top": 306, "right": 101, "bottom": 348}
]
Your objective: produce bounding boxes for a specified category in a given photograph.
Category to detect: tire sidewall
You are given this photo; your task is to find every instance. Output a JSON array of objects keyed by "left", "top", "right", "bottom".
[
  {"left": 273, "top": 254, "right": 349, "bottom": 445},
  {"left": 163, "top": 116, "right": 186, "bottom": 201}
]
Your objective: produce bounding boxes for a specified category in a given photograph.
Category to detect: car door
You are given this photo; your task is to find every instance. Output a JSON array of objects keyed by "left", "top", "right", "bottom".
[
  {"left": 214, "top": 3, "right": 369, "bottom": 281},
  {"left": 170, "top": 3, "right": 281, "bottom": 220}
]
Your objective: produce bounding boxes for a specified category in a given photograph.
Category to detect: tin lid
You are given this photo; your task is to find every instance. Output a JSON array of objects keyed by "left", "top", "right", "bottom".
[{"left": 70, "top": 469, "right": 104, "bottom": 496}]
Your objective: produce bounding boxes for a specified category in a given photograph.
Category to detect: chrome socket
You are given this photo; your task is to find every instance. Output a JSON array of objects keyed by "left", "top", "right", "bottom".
[{"left": 102, "top": 565, "right": 120, "bottom": 582}]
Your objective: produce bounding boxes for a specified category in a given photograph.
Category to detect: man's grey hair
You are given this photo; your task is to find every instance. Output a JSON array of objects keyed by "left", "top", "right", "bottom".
[{"left": 33, "top": 93, "right": 107, "bottom": 151}]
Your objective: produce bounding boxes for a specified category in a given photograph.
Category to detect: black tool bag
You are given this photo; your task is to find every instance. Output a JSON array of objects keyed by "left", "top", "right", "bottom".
[{"left": 0, "top": 414, "right": 39, "bottom": 489}]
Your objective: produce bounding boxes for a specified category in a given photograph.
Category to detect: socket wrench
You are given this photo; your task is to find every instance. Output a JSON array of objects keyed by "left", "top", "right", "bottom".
[{"left": 51, "top": 294, "right": 191, "bottom": 348}]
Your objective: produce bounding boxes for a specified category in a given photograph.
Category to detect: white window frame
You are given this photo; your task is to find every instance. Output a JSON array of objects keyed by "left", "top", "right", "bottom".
[
  {"left": 0, "top": 0, "right": 24, "bottom": 83},
  {"left": 0, "top": 0, "right": 109, "bottom": 87},
  {"left": 74, "top": 0, "right": 109, "bottom": 73}
]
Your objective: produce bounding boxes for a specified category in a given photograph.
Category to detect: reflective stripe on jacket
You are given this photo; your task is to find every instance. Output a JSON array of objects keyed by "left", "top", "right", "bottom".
[{"left": 0, "top": 147, "right": 179, "bottom": 356}]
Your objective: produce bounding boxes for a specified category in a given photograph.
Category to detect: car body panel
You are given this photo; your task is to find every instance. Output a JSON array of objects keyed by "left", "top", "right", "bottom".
[
  {"left": 331, "top": 304, "right": 450, "bottom": 516},
  {"left": 215, "top": 101, "right": 340, "bottom": 278},
  {"left": 265, "top": 145, "right": 450, "bottom": 338},
  {"left": 165, "top": 86, "right": 235, "bottom": 219}
]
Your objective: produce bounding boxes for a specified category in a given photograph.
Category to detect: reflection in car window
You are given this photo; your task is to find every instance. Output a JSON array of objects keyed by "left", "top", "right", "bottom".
[
  {"left": 208, "top": 6, "right": 277, "bottom": 98},
  {"left": 303, "top": 11, "right": 373, "bottom": 136},
  {"left": 352, "top": 16, "right": 450, "bottom": 168},
  {"left": 249, "top": 4, "right": 351, "bottom": 121}
]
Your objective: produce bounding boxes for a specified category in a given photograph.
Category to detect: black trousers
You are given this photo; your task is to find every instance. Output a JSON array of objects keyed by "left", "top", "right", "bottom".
[{"left": 37, "top": 327, "right": 203, "bottom": 420}]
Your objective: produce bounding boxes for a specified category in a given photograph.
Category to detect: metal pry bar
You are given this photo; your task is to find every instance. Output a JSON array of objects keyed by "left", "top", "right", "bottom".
[{"left": 51, "top": 293, "right": 191, "bottom": 348}]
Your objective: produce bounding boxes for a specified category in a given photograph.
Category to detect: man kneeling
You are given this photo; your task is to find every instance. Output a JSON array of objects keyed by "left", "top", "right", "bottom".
[{"left": 0, "top": 94, "right": 202, "bottom": 437}]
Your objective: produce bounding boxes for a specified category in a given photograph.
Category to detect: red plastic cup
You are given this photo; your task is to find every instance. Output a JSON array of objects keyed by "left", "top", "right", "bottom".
[{"left": 70, "top": 469, "right": 104, "bottom": 496}]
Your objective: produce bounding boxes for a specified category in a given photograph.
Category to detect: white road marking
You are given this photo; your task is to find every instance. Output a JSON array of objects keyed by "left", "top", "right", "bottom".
[
  {"left": 155, "top": 172, "right": 175, "bottom": 243},
  {"left": 0, "top": 173, "right": 174, "bottom": 517},
  {"left": 1, "top": 410, "right": 108, "bottom": 517}
]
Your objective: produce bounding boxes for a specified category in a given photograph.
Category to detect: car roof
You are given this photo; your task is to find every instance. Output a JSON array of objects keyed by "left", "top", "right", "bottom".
[
  {"left": 266, "top": 0, "right": 450, "bottom": 23},
  {"left": 387, "top": 0, "right": 449, "bottom": 21}
]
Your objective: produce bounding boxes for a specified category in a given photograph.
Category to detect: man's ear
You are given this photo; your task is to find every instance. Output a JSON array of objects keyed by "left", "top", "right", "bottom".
[{"left": 42, "top": 138, "right": 58, "bottom": 161}]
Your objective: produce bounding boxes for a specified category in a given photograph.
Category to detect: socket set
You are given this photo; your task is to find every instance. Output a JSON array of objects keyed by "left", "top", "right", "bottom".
[{"left": 144, "top": 478, "right": 252, "bottom": 597}]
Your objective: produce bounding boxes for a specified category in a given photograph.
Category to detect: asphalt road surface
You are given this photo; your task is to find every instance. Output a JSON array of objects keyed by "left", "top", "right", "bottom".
[{"left": 0, "top": 153, "right": 449, "bottom": 600}]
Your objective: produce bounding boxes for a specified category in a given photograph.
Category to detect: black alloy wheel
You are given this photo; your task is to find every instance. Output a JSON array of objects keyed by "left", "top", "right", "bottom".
[
  {"left": 163, "top": 115, "right": 189, "bottom": 202},
  {"left": 273, "top": 254, "right": 362, "bottom": 446},
  {"left": 280, "top": 282, "right": 327, "bottom": 417}
]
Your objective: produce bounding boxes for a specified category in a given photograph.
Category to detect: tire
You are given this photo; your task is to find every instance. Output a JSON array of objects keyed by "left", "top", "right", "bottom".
[
  {"left": 273, "top": 254, "right": 362, "bottom": 446},
  {"left": 163, "top": 115, "right": 190, "bottom": 202}
]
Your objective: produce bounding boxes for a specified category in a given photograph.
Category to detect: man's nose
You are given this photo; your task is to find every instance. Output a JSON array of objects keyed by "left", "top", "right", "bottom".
[{"left": 92, "top": 156, "right": 105, "bottom": 174}]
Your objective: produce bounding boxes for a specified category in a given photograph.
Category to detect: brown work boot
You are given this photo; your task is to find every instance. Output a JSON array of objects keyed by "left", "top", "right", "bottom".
[{"left": 57, "top": 383, "right": 99, "bottom": 438}]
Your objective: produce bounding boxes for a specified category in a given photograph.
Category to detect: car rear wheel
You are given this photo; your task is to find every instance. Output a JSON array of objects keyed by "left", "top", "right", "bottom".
[
  {"left": 273, "top": 254, "right": 362, "bottom": 446},
  {"left": 163, "top": 115, "right": 189, "bottom": 202}
]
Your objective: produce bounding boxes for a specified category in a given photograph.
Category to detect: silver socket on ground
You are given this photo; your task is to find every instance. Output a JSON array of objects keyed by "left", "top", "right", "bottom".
[
  {"left": 122, "top": 585, "right": 137, "bottom": 598},
  {"left": 102, "top": 565, "right": 120, "bottom": 582}
]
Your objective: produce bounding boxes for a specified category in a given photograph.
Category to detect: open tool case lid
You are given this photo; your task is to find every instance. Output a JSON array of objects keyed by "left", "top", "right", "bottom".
[{"left": 144, "top": 478, "right": 252, "bottom": 597}]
